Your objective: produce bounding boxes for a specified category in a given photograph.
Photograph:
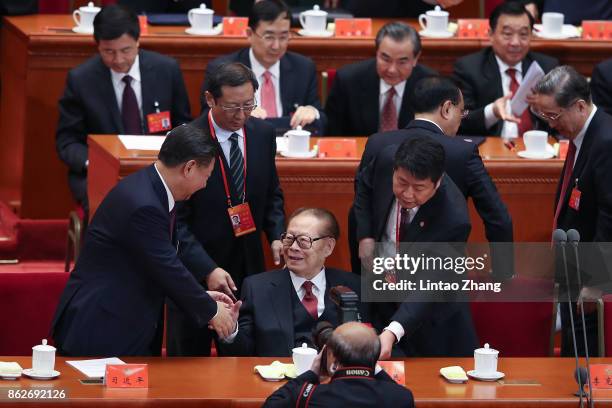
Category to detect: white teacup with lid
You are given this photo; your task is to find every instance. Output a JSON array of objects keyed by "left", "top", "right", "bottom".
[
  {"left": 188, "top": 3, "right": 215, "bottom": 32},
  {"left": 32, "top": 339, "right": 56, "bottom": 375},
  {"left": 418, "top": 6, "right": 449, "bottom": 34},
  {"left": 473, "top": 343, "right": 499, "bottom": 376},
  {"left": 541, "top": 12, "right": 564, "bottom": 36},
  {"left": 284, "top": 126, "right": 311, "bottom": 155},
  {"left": 292, "top": 343, "right": 318, "bottom": 375},
  {"left": 299, "top": 5, "right": 328, "bottom": 34},
  {"left": 72, "top": 2, "right": 101, "bottom": 33}
]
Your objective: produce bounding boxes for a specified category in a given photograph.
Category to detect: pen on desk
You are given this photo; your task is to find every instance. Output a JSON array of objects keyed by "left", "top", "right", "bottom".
[{"left": 503, "top": 141, "right": 516, "bottom": 151}]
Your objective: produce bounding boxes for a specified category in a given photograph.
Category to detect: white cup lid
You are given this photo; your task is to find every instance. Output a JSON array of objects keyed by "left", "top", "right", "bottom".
[
  {"left": 32, "top": 339, "right": 56, "bottom": 352},
  {"left": 285, "top": 125, "right": 311, "bottom": 137},
  {"left": 474, "top": 343, "right": 498, "bottom": 355},
  {"left": 292, "top": 343, "right": 317, "bottom": 355},
  {"left": 191, "top": 3, "right": 214, "bottom": 14},
  {"left": 80, "top": 2, "right": 100, "bottom": 11},
  {"left": 427, "top": 5, "right": 449, "bottom": 16},
  {"left": 303, "top": 5, "right": 327, "bottom": 16}
]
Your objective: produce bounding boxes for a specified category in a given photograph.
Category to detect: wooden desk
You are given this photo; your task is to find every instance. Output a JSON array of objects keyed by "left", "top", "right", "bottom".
[
  {"left": 88, "top": 135, "right": 562, "bottom": 272},
  {"left": 1, "top": 356, "right": 611, "bottom": 407},
  {"left": 0, "top": 14, "right": 608, "bottom": 218}
]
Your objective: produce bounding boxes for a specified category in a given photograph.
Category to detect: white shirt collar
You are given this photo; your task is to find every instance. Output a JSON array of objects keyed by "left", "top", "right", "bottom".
[
  {"left": 210, "top": 110, "right": 245, "bottom": 143},
  {"left": 249, "top": 48, "right": 280, "bottom": 81},
  {"left": 110, "top": 54, "right": 141, "bottom": 88},
  {"left": 573, "top": 105, "right": 597, "bottom": 152},
  {"left": 380, "top": 79, "right": 407, "bottom": 99},
  {"left": 153, "top": 162, "right": 175, "bottom": 212},
  {"left": 290, "top": 267, "right": 326, "bottom": 294},
  {"left": 494, "top": 55, "right": 521, "bottom": 76},
  {"left": 413, "top": 117, "right": 445, "bottom": 134}
]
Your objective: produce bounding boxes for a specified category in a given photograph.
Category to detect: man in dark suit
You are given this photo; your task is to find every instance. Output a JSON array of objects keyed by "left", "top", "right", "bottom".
[
  {"left": 350, "top": 76, "right": 513, "bottom": 278},
  {"left": 118, "top": 0, "right": 208, "bottom": 13},
  {"left": 219, "top": 208, "right": 365, "bottom": 356},
  {"left": 532, "top": 66, "right": 612, "bottom": 357},
  {"left": 591, "top": 58, "right": 612, "bottom": 116},
  {"left": 354, "top": 136, "right": 478, "bottom": 357},
  {"left": 542, "top": 0, "right": 612, "bottom": 25},
  {"left": 201, "top": 0, "right": 325, "bottom": 134},
  {"left": 325, "top": 22, "right": 436, "bottom": 136},
  {"left": 263, "top": 322, "right": 414, "bottom": 408},
  {"left": 452, "top": 1, "right": 558, "bottom": 137},
  {"left": 56, "top": 5, "right": 191, "bottom": 215},
  {"left": 51, "top": 124, "right": 239, "bottom": 357},
  {"left": 167, "top": 62, "right": 286, "bottom": 356}
]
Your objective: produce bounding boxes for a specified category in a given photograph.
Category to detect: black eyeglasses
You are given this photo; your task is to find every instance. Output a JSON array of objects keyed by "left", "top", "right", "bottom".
[{"left": 280, "top": 232, "right": 331, "bottom": 249}]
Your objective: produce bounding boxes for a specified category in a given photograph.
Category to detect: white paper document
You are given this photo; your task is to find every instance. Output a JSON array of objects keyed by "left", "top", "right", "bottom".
[
  {"left": 510, "top": 61, "right": 544, "bottom": 116},
  {"left": 119, "top": 135, "right": 166, "bottom": 151},
  {"left": 66, "top": 357, "right": 126, "bottom": 378}
]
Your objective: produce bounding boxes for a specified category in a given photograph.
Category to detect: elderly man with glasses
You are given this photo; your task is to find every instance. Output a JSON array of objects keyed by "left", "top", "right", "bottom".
[
  {"left": 200, "top": 0, "right": 325, "bottom": 134},
  {"left": 218, "top": 207, "right": 366, "bottom": 357}
]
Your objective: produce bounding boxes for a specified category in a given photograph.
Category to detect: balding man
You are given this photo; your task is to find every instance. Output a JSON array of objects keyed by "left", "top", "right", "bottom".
[{"left": 263, "top": 322, "right": 414, "bottom": 407}]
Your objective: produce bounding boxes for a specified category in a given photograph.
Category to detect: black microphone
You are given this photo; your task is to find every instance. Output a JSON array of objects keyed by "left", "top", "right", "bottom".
[
  {"left": 567, "top": 229, "right": 594, "bottom": 408},
  {"left": 554, "top": 229, "right": 585, "bottom": 408}
]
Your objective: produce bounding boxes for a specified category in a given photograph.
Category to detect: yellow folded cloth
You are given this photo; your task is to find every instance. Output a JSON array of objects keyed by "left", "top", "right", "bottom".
[
  {"left": 440, "top": 366, "right": 468, "bottom": 383},
  {"left": 0, "top": 362, "right": 23, "bottom": 375},
  {"left": 254, "top": 361, "right": 297, "bottom": 381}
]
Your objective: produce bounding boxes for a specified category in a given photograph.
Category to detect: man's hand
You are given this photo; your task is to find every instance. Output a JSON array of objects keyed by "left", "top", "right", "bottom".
[
  {"left": 206, "top": 268, "right": 237, "bottom": 301},
  {"left": 379, "top": 330, "right": 396, "bottom": 360},
  {"left": 492, "top": 94, "right": 521, "bottom": 124},
  {"left": 310, "top": 345, "right": 325, "bottom": 376},
  {"left": 209, "top": 300, "right": 242, "bottom": 338},
  {"left": 324, "top": 0, "right": 339, "bottom": 8},
  {"left": 250, "top": 106, "right": 268, "bottom": 120},
  {"left": 577, "top": 286, "right": 602, "bottom": 314},
  {"left": 437, "top": 0, "right": 464, "bottom": 7},
  {"left": 206, "top": 290, "right": 234, "bottom": 308},
  {"left": 271, "top": 239, "right": 283, "bottom": 266},
  {"left": 358, "top": 238, "right": 375, "bottom": 272},
  {"left": 290, "top": 106, "right": 318, "bottom": 128}
]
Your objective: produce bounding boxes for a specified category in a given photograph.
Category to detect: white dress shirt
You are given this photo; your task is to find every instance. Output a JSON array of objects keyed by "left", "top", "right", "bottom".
[
  {"left": 153, "top": 162, "right": 175, "bottom": 212},
  {"left": 249, "top": 48, "right": 283, "bottom": 117},
  {"left": 110, "top": 55, "right": 143, "bottom": 120},
  {"left": 570, "top": 105, "right": 597, "bottom": 167},
  {"left": 379, "top": 79, "right": 406, "bottom": 118},
  {"left": 210, "top": 112, "right": 245, "bottom": 168},
  {"left": 483, "top": 56, "right": 522, "bottom": 138}
]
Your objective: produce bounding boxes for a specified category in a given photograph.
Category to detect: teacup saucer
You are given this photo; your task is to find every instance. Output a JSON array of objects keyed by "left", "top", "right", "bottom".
[
  {"left": 534, "top": 24, "right": 580, "bottom": 39},
  {"left": 280, "top": 150, "right": 317, "bottom": 158},
  {"left": 517, "top": 144, "right": 555, "bottom": 159},
  {"left": 298, "top": 29, "right": 334, "bottom": 38},
  {"left": 72, "top": 26, "right": 93, "bottom": 35},
  {"left": 22, "top": 368, "right": 60, "bottom": 380},
  {"left": 467, "top": 370, "right": 504, "bottom": 381},
  {"left": 185, "top": 26, "right": 222, "bottom": 36},
  {"left": 419, "top": 29, "right": 454, "bottom": 38}
]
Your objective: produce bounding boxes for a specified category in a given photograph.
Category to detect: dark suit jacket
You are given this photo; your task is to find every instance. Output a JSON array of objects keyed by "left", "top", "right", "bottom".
[
  {"left": 354, "top": 145, "right": 478, "bottom": 356},
  {"left": 591, "top": 59, "right": 612, "bottom": 116},
  {"left": 452, "top": 47, "right": 558, "bottom": 136},
  {"left": 200, "top": 48, "right": 326, "bottom": 133},
  {"left": 343, "top": 0, "right": 434, "bottom": 17},
  {"left": 324, "top": 59, "right": 437, "bottom": 136},
  {"left": 219, "top": 267, "right": 364, "bottom": 357},
  {"left": 56, "top": 49, "right": 191, "bottom": 207},
  {"left": 51, "top": 165, "right": 217, "bottom": 357},
  {"left": 543, "top": 0, "right": 612, "bottom": 25}
]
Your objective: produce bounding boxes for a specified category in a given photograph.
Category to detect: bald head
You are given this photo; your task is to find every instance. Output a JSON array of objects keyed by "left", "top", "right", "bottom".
[{"left": 327, "top": 322, "right": 380, "bottom": 369}]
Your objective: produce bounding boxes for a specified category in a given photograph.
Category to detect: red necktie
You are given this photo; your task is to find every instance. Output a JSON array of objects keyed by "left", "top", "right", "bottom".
[
  {"left": 506, "top": 68, "right": 533, "bottom": 136},
  {"left": 553, "top": 141, "right": 577, "bottom": 230},
  {"left": 260, "top": 71, "right": 278, "bottom": 118},
  {"left": 380, "top": 86, "right": 398, "bottom": 132},
  {"left": 301, "top": 281, "right": 318, "bottom": 320},
  {"left": 121, "top": 75, "right": 142, "bottom": 135}
]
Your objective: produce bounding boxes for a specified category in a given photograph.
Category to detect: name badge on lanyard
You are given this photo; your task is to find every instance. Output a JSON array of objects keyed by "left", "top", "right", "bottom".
[
  {"left": 207, "top": 111, "right": 256, "bottom": 237},
  {"left": 569, "top": 178, "right": 581, "bottom": 211}
]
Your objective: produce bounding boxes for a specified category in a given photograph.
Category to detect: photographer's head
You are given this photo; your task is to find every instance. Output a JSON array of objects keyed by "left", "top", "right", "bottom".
[
  {"left": 325, "top": 322, "right": 380, "bottom": 375},
  {"left": 281, "top": 208, "right": 339, "bottom": 280}
]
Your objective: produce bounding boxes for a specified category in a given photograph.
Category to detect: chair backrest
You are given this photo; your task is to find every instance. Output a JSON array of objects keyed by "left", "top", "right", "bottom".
[
  {"left": 317, "top": 138, "right": 357, "bottom": 158},
  {"left": 470, "top": 277, "right": 556, "bottom": 356},
  {"left": 0, "top": 272, "right": 69, "bottom": 355},
  {"left": 601, "top": 294, "right": 612, "bottom": 356}
]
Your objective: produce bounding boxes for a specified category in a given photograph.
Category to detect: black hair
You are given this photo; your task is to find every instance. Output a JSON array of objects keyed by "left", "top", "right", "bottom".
[
  {"left": 533, "top": 65, "right": 591, "bottom": 107},
  {"left": 375, "top": 22, "right": 421, "bottom": 57},
  {"left": 394, "top": 135, "right": 445, "bottom": 183},
  {"left": 411, "top": 76, "right": 462, "bottom": 114},
  {"left": 248, "top": 0, "right": 289, "bottom": 31},
  {"left": 158, "top": 124, "right": 217, "bottom": 168},
  {"left": 93, "top": 4, "right": 140, "bottom": 43},
  {"left": 288, "top": 207, "right": 340, "bottom": 239},
  {"left": 207, "top": 62, "right": 259, "bottom": 100},
  {"left": 490, "top": 1, "right": 535, "bottom": 31}
]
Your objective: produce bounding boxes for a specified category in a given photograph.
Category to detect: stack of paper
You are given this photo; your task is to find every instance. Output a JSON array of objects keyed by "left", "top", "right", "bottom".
[
  {"left": 440, "top": 366, "right": 469, "bottom": 383},
  {"left": 0, "top": 362, "right": 22, "bottom": 375},
  {"left": 66, "top": 357, "right": 126, "bottom": 378}
]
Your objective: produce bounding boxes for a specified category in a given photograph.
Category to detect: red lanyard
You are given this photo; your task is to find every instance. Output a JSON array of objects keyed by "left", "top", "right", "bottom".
[{"left": 207, "top": 110, "right": 247, "bottom": 207}]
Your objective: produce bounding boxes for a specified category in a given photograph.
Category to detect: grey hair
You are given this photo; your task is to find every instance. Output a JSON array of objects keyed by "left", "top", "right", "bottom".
[
  {"left": 533, "top": 65, "right": 591, "bottom": 108},
  {"left": 375, "top": 22, "right": 421, "bottom": 57}
]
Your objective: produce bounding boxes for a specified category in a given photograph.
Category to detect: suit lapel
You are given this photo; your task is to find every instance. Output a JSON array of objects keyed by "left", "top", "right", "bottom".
[
  {"left": 238, "top": 48, "right": 252, "bottom": 68},
  {"left": 96, "top": 60, "right": 124, "bottom": 133},
  {"left": 322, "top": 269, "right": 340, "bottom": 323},
  {"left": 139, "top": 51, "right": 156, "bottom": 133},
  {"left": 279, "top": 55, "right": 294, "bottom": 115},
  {"left": 484, "top": 50, "right": 504, "bottom": 101},
  {"left": 269, "top": 270, "right": 295, "bottom": 352}
]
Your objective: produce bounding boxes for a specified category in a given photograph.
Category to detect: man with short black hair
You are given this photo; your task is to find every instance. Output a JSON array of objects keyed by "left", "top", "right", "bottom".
[
  {"left": 263, "top": 322, "right": 415, "bottom": 407},
  {"left": 201, "top": 0, "right": 325, "bottom": 133},
  {"left": 325, "top": 21, "right": 436, "bottom": 136},
  {"left": 56, "top": 4, "right": 191, "bottom": 215},
  {"left": 51, "top": 124, "right": 239, "bottom": 357},
  {"left": 167, "top": 62, "right": 286, "bottom": 356},
  {"left": 452, "top": 1, "right": 558, "bottom": 137}
]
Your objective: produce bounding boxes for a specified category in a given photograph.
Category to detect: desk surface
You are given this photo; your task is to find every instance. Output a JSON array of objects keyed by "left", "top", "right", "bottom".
[{"left": 1, "top": 357, "right": 612, "bottom": 407}]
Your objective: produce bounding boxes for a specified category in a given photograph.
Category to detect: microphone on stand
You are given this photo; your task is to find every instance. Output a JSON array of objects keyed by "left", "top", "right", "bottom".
[
  {"left": 567, "top": 229, "right": 594, "bottom": 408},
  {"left": 553, "top": 229, "right": 585, "bottom": 408}
]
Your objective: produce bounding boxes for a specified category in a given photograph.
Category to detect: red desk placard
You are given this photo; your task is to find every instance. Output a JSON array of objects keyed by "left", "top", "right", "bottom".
[
  {"left": 105, "top": 364, "right": 149, "bottom": 388},
  {"left": 457, "top": 19, "right": 490, "bottom": 39},
  {"left": 589, "top": 364, "right": 612, "bottom": 389},
  {"left": 223, "top": 17, "right": 248, "bottom": 37},
  {"left": 582, "top": 21, "right": 612, "bottom": 40},
  {"left": 378, "top": 361, "right": 405, "bottom": 385},
  {"left": 335, "top": 18, "right": 372, "bottom": 37}
]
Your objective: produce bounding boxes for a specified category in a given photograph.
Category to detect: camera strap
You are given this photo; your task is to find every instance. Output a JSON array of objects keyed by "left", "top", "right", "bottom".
[{"left": 296, "top": 382, "right": 318, "bottom": 408}]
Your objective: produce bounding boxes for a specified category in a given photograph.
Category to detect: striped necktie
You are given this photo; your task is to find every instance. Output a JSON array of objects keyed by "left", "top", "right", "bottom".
[{"left": 229, "top": 133, "right": 245, "bottom": 200}]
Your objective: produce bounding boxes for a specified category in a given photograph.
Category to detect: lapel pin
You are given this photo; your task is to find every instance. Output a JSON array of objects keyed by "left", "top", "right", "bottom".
[{"left": 419, "top": 221, "right": 425, "bottom": 228}]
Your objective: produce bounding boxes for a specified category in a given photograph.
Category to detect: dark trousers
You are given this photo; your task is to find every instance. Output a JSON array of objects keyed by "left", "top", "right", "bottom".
[{"left": 560, "top": 302, "right": 599, "bottom": 357}]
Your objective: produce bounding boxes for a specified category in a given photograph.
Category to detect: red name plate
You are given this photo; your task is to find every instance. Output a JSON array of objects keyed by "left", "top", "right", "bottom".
[
  {"left": 457, "top": 19, "right": 490, "bottom": 38},
  {"left": 378, "top": 361, "right": 405, "bottom": 385},
  {"left": 582, "top": 21, "right": 612, "bottom": 40},
  {"left": 105, "top": 364, "right": 149, "bottom": 388},
  {"left": 589, "top": 364, "right": 612, "bottom": 389},
  {"left": 223, "top": 17, "right": 248, "bottom": 36},
  {"left": 335, "top": 18, "right": 372, "bottom": 37}
]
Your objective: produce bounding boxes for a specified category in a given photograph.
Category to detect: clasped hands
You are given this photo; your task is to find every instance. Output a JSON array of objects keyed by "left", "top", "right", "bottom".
[{"left": 250, "top": 105, "right": 318, "bottom": 128}]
